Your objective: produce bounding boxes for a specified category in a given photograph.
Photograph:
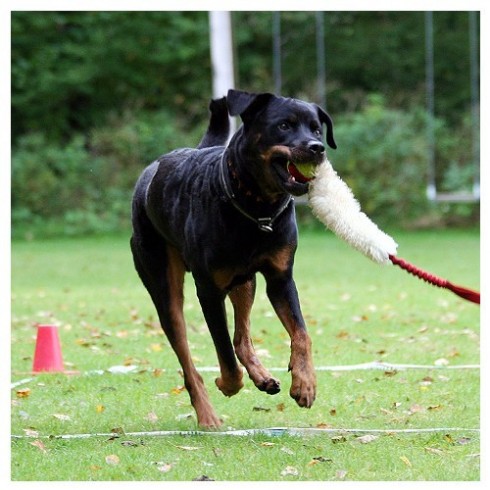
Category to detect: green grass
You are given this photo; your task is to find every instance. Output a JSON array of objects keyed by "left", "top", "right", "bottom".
[{"left": 11, "top": 227, "right": 480, "bottom": 481}]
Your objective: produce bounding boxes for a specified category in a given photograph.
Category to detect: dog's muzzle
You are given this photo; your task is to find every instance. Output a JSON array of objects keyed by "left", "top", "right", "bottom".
[{"left": 268, "top": 142, "right": 326, "bottom": 196}]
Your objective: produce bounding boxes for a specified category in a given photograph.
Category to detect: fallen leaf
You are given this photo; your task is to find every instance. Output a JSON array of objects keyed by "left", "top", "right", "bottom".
[
  {"left": 331, "top": 435, "right": 347, "bottom": 444},
  {"left": 316, "top": 422, "right": 333, "bottom": 429},
  {"left": 425, "top": 447, "right": 444, "bottom": 455},
  {"left": 29, "top": 439, "right": 47, "bottom": 453},
  {"left": 409, "top": 403, "right": 424, "bottom": 414},
  {"left": 355, "top": 434, "right": 378, "bottom": 444},
  {"left": 150, "top": 343, "right": 163, "bottom": 352},
  {"left": 146, "top": 411, "right": 158, "bottom": 423},
  {"left": 276, "top": 403, "right": 286, "bottom": 412},
  {"left": 281, "top": 466, "right": 299, "bottom": 476},
  {"left": 427, "top": 404, "right": 442, "bottom": 411},
  {"left": 400, "top": 455, "right": 412, "bottom": 467},
  {"left": 23, "top": 428, "right": 39, "bottom": 437},
  {"left": 105, "top": 454, "right": 120, "bottom": 466},
  {"left": 18, "top": 410, "right": 30, "bottom": 420},
  {"left": 193, "top": 475, "right": 214, "bottom": 481},
  {"left": 456, "top": 437, "right": 472, "bottom": 445},
  {"left": 153, "top": 368, "right": 164, "bottom": 377},
  {"left": 434, "top": 358, "right": 449, "bottom": 366},
  {"left": 175, "top": 412, "right": 194, "bottom": 421},
  {"left": 16, "top": 388, "right": 31, "bottom": 398},
  {"left": 281, "top": 446, "right": 294, "bottom": 455},
  {"left": 171, "top": 385, "right": 186, "bottom": 395},
  {"left": 384, "top": 370, "right": 398, "bottom": 377},
  {"left": 110, "top": 427, "right": 125, "bottom": 436},
  {"left": 329, "top": 408, "right": 337, "bottom": 416},
  {"left": 335, "top": 469, "right": 348, "bottom": 480},
  {"left": 96, "top": 405, "right": 105, "bottom": 413},
  {"left": 260, "top": 442, "right": 276, "bottom": 447},
  {"left": 157, "top": 463, "right": 172, "bottom": 473},
  {"left": 308, "top": 456, "right": 332, "bottom": 466},
  {"left": 175, "top": 445, "right": 202, "bottom": 451},
  {"left": 52, "top": 413, "right": 71, "bottom": 421},
  {"left": 444, "top": 434, "right": 454, "bottom": 444},
  {"left": 253, "top": 406, "right": 270, "bottom": 412},
  {"left": 120, "top": 440, "right": 143, "bottom": 447}
]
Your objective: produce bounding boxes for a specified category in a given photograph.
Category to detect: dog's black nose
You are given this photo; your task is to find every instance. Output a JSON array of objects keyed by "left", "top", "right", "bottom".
[{"left": 307, "top": 141, "right": 325, "bottom": 155}]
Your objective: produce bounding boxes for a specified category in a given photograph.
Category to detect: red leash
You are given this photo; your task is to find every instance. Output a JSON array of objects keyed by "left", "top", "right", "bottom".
[{"left": 389, "top": 255, "right": 480, "bottom": 305}]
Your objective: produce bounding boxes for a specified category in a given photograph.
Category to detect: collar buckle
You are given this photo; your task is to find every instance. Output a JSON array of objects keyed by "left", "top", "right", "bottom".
[{"left": 257, "top": 217, "right": 274, "bottom": 233}]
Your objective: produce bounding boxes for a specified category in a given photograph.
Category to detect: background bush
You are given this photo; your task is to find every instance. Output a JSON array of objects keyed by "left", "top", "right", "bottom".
[{"left": 11, "top": 11, "right": 479, "bottom": 238}]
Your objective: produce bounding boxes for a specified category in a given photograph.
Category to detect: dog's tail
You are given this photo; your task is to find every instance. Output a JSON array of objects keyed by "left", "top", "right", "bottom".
[{"left": 197, "top": 97, "right": 230, "bottom": 149}]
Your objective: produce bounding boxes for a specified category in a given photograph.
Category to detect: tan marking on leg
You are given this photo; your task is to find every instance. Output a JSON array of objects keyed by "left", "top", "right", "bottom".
[{"left": 229, "top": 280, "right": 281, "bottom": 394}]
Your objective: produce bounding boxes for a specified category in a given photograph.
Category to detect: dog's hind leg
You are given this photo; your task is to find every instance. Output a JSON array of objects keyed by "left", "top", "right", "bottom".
[
  {"left": 229, "top": 279, "right": 281, "bottom": 395},
  {"left": 194, "top": 280, "right": 244, "bottom": 397},
  {"left": 130, "top": 233, "right": 222, "bottom": 428}
]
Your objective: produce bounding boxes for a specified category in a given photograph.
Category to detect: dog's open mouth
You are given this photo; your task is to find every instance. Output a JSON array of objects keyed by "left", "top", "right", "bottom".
[
  {"left": 269, "top": 152, "right": 320, "bottom": 196},
  {"left": 286, "top": 162, "right": 315, "bottom": 184}
]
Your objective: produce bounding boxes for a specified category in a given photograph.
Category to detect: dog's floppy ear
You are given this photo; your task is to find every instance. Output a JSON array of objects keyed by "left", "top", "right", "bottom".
[
  {"left": 316, "top": 105, "right": 337, "bottom": 149},
  {"left": 227, "top": 89, "right": 275, "bottom": 124}
]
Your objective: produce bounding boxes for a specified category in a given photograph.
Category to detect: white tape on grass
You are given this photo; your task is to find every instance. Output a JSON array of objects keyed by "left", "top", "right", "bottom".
[
  {"left": 10, "top": 361, "right": 480, "bottom": 389},
  {"left": 11, "top": 426, "right": 479, "bottom": 440}
]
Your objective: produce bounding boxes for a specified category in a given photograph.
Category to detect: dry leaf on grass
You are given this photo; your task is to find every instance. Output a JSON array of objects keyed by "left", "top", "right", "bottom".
[
  {"left": 157, "top": 463, "right": 173, "bottom": 473},
  {"left": 16, "top": 388, "right": 31, "bottom": 398},
  {"left": 23, "top": 428, "right": 39, "bottom": 437},
  {"left": 146, "top": 411, "right": 158, "bottom": 423},
  {"left": 336, "top": 469, "right": 348, "bottom": 480},
  {"left": 105, "top": 454, "right": 120, "bottom": 465},
  {"left": 355, "top": 434, "right": 378, "bottom": 444},
  {"left": 425, "top": 447, "right": 444, "bottom": 455},
  {"left": 400, "top": 455, "right": 412, "bottom": 467},
  {"left": 281, "top": 466, "right": 299, "bottom": 476},
  {"left": 29, "top": 439, "right": 47, "bottom": 453},
  {"left": 175, "top": 445, "right": 202, "bottom": 451},
  {"left": 52, "top": 413, "right": 71, "bottom": 421}
]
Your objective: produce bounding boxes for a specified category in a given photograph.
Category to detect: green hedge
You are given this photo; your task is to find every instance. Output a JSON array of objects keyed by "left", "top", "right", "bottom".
[{"left": 11, "top": 98, "right": 478, "bottom": 239}]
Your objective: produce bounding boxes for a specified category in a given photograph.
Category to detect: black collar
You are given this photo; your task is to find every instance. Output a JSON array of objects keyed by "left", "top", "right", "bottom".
[{"left": 219, "top": 153, "right": 293, "bottom": 233}]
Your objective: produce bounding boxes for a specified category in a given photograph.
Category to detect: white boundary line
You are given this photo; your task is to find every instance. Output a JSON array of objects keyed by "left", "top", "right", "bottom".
[
  {"left": 11, "top": 362, "right": 480, "bottom": 440},
  {"left": 10, "top": 361, "right": 480, "bottom": 389},
  {"left": 11, "top": 426, "right": 480, "bottom": 440}
]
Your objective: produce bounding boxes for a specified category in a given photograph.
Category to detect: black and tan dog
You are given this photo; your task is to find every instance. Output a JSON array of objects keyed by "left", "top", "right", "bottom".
[{"left": 130, "top": 89, "right": 336, "bottom": 427}]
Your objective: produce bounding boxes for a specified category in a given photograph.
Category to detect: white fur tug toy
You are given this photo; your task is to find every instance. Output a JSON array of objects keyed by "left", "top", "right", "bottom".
[
  {"left": 306, "top": 159, "right": 480, "bottom": 305},
  {"left": 308, "top": 159, "right": 398, "bottom": 265}
]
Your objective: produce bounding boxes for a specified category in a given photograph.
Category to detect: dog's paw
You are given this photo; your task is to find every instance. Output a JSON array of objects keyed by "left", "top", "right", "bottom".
[
  {"left": 197, "top": 412, "right": 223, "bottom": 428},
  {"left": 256, "top": 377, "right": 281, "bottom": 395},
  {"left": 215, "top": 375, "right": 244, "bottom": 397},
  {"left": 289, "top": 372, "right": 316, "bottom": 408}
]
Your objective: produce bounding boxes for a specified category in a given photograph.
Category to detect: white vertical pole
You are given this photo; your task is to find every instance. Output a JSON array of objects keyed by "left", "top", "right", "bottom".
[{"left": 209, "top": 11, "right": 236, "bottom": 132}]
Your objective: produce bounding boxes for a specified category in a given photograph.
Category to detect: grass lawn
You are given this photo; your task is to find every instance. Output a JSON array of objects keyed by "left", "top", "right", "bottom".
[{"left": 10, "top": 227, "right": 480, "bottom": 481}]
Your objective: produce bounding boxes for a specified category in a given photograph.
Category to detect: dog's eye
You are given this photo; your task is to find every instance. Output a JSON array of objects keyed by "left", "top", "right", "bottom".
[
  {"left": 278, "top": 122, "right": 291, "bottom": 131},
  {"left": 311, "top": 126, "right": 322, "bottom": 137}
]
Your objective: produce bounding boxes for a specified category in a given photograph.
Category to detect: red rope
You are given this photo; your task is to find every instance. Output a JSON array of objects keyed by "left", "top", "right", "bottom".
[{"left": 389, "top": 255, "right": 480, "bottom": 305}]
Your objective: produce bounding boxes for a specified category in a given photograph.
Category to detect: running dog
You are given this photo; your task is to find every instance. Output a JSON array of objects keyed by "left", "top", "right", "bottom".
[{"left": 130, "top": 89, "right": 336, "bottom": 427}]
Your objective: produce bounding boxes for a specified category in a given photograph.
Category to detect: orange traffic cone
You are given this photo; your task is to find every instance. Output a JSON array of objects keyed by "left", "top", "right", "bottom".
[{"left": 32, "top": 324, "right": 64, "bottom": 373}]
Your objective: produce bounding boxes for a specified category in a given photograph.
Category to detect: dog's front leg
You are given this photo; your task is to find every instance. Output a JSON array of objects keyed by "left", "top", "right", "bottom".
[
  {"left": 194, "top": 281, "right": 244, "bottom": 397},
  {"left": 264, "top": 270, "right": 316, "bottom": 408}
]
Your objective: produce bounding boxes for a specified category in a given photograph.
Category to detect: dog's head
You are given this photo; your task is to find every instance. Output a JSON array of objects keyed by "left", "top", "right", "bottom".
[{"left": 227, "top": 89, "right": 336, "bottom": 197}]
